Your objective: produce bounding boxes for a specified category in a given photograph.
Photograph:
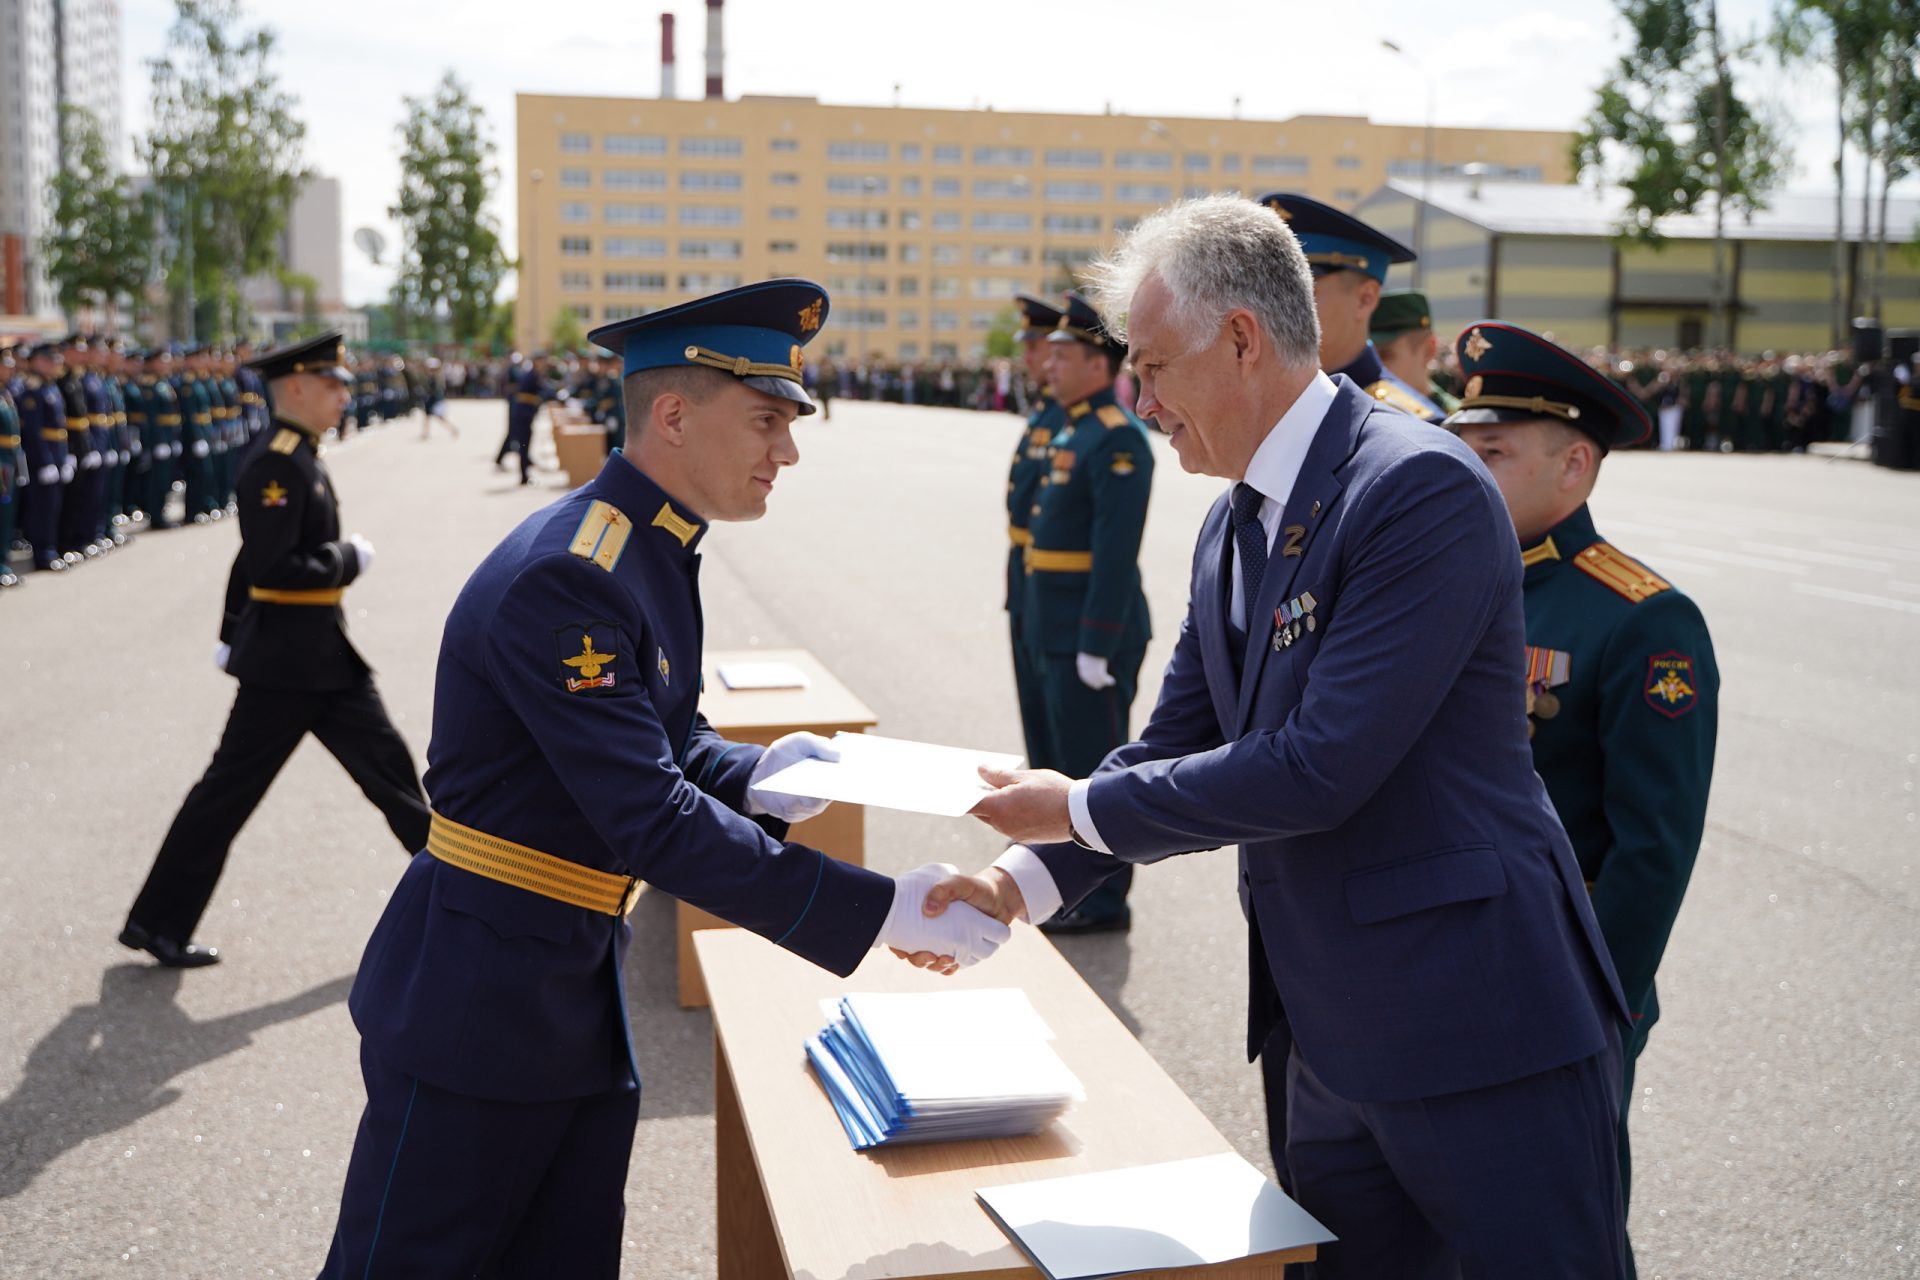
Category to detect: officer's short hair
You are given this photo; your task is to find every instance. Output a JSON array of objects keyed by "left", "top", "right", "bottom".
[
  {"left": 1086, "top": 194, "right": 1320, "bottom": 369},
  {"left": 623, "top": 363, "right": 737, "bottom": 428}
]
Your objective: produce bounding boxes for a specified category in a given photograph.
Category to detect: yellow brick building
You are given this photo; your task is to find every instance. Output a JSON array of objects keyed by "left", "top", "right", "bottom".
[{"left": 515, "top": 93, "right": 1571, "bottom": 360}]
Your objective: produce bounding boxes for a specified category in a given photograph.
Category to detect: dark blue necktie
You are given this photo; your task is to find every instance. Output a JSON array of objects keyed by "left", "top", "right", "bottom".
[{"left": 1230, "top": 482, "right": 1268, "bottom": 627}]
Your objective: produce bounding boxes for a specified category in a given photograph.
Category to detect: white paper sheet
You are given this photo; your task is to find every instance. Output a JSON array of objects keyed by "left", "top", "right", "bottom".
[
  {"left": 751, "top": 732, "right": 1023, "bottom": 817},
  {"left": 715, "top": 661, "right": 811, "bottom": 690},
  {"left": 976, "top": 1152, "right": 1336, "bottom": 1279}
]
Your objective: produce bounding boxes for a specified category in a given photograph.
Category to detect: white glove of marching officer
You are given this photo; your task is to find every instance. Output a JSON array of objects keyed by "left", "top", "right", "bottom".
[
  {"left": 213, "top": 643, "right": 231, "bottom": 672},
  {"left": 191, "top": 439, "right": 210, "bottom": 458},
  {"left": 35, "top": 465, "right": 59, "bottom": 486},
  {"left": 1075, "top": 652, "right": 1116, "bottom": 690},
  {"left": 347, "top": 532, "right": 376, "bottom": 576},
  {"left": 59, "top": 457, "right": 76, "bottom": 483},
  {"left": 876, "top": 863, "right": 1011, "bottom": 973},
  {"left": 746, "top": 731, "right": 840, "bottom": 823}
]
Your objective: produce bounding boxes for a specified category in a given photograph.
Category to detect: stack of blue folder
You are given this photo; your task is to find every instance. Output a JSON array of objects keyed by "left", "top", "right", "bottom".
[{"left": 805, "top": 989, "right": 1085, "bottom": 1151}]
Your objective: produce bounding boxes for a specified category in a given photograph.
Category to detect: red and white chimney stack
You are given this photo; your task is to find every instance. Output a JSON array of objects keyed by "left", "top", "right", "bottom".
[
  {"left": 704, "top": 0, "right": 724, "bottom": 100},
  {"left": 660, "top": 12, "right": 676, "bottom": 99}
]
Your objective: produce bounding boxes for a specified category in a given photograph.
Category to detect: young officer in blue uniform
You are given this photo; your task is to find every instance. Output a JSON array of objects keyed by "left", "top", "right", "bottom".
[
  {"left": 1446, "top": 321, "right": 1718, "bottom": 1277},
  {"left": 1258, "top": 193, "right": 1444, "bottom": 422},
  {"left": 1007, "top": 293, "right": 1066, "bottom": 772},
  {"left": 0, "top": 347, "right": 20, "bottom": 589},
  {"left": 16, "top": 343, "right": 72, "bottom": 572},
  {"left": 1019, "top": 292, "right": 1154, "bottom": 933},
  {"left": 317, "top": 281, "right": 1009, "bottom": 1278},
  {"left": 498, "top": 352, "right": 554, "bottom": 484}
]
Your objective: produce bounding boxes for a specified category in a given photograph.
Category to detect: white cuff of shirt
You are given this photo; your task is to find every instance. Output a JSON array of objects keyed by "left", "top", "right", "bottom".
[
  {"left": 1067, "top": 777, "right": 1114, "bottom": 854},
  {"left": 991, "top": 845, "right": 1064, "bottom": 925}
]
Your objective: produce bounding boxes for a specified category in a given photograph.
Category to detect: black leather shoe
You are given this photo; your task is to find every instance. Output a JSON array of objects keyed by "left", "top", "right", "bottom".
[
  {"left": 1039, "top": 904, "right": 1132, "bottom": 936},
  {"left": 118, "top": 922, "right": 221, "bottom": 968}
]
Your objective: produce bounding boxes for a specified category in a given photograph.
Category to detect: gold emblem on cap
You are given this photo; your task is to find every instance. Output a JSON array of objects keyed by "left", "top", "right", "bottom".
[
  {"left": 797, "top": 299, "right": 823, "bottom": 335},
  {"left": 1464, "top": 375, "right": 1483, "bottom": 399},
  {"left": 1464, "top": 328, "right": 1493, "bottom": 362},
  {"left": 790, "top": 344, "right": 804, "bottom": 373}
]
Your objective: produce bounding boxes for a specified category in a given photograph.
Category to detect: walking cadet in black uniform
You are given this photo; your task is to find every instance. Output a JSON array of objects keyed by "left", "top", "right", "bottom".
[
  {"left": 16, "top": 343, "right": 71, "bottom": 572},
  {"left": 1258, "top": 193, "right": 1444, "bottom": 421},
  {"left": 499, "top": 351, "right": 554, "bottom": 483},
  {"left": 0, "top": 346, "right": 20, "bottom": 589},
  {"left": 177, "top": 346, "right": 218, "bottom": 521},
  {"left": 1008, "top": 294, "right": 1065, "bottom": 772},
  {"left": 1446, "top": 321, "right": 1718, "bottom": 1279},
  {"left": 119, "top": 332, "right": 430, "bottom": 968},
  {"left": 316, "top": 282, "right": 1008, "bottom": 1277},
  {"left": 57, "top": 334, "right": 106, "bottom": 562},
  {"left": 143, "top": 348, "right": 183, "bottom": 529},
  {"left": 1019, "top": 292, "right": 1155, "bottom": 933}
]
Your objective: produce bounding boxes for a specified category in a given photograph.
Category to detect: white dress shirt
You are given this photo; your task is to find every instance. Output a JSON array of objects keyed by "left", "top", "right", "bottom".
[{"left": 996, "top": 372, "right": 1339, "bottom": 922}]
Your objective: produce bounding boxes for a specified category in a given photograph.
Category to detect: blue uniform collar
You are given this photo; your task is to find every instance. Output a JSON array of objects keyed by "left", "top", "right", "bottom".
[
  {"left": 590, "top": 450, "right": 709, "bottom": 557},
  {"left": 1524, "top": 504, "right": 1601, "bottom": 580},
  {"left": 1332, "top": 342, "right": 1385, "bottom": 389}
]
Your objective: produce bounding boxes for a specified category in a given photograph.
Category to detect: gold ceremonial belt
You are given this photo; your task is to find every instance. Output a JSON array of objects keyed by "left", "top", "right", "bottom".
[
  {"left": 515, "top": 392, "right": 542, "bottom": 404},
  {"left": 249, "top": 586, "right": 345, "bottom": 605},
  {"left": 0, "top": 436, "right": 19, "bottom": 448},
  {"left": 1026, "top": 549, "right": 1094, "bottom": 573},
  {"left": 1008, "top": 525, "right": 1033, "bottom": 547},
  {"left": 427, "top": 812, "right": 641, "bottom": 917},
  {"left": 41, "top": 429, "right": 68, "bottom": 441}
]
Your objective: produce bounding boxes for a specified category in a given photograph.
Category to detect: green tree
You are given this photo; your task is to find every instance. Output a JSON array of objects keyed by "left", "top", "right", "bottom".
[
  {"left": 548, "top": 306, "right": 587, "bottom": 354},
  {"left": 1574, "top": 0, "right": 1788, "bottom": 347},
  {"left": 41, "top": 105, "right": 154, "bottom": 325},
  {"left": 140, "top": 0, "right": 309, "bottom": 339},
  {"left": 391, "top": 72, "right": 509, "bottom": 346},
  {"left": 484, "top": 298, "right": 516, "bottom": 354},
  {"left": 982, "top": 305, "right": 1021, "bottom": 360}
]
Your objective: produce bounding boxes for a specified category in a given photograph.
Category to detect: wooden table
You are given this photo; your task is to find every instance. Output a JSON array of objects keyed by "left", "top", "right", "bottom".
[
  {"left": 552, "top": 418, "right": 607, "bottom": 488},
  {"left": 677, "top": 648, "right": 878, "bottom": 1007},
  {"left": 694, "top": 925, "right": 1316, "bottom": 1280}
]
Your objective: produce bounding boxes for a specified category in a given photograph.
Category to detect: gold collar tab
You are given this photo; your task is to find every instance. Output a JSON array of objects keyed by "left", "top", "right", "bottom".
[{"left": 651, "top": 501, "right": 701, "bottom": 548}]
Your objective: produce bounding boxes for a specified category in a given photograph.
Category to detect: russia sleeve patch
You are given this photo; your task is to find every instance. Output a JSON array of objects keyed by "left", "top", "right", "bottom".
[{"left": 1644, "top": 651, "right": 1698, "bottom": 718}]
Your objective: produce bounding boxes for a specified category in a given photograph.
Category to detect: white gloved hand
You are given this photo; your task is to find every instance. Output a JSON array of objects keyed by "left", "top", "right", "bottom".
[
  {"left": 60, "top": 458, "right": 75, "bottom": 482},
  {"left": 347, "top": 532, "right": 376, "bottom": 575},
  {"left": 1075, "top": 652, "right": 1116, "bottom": 690},
  {"left": 35, "top": 465, "right": 59, "bottom": 486},
  {"left": 104, "top": 449, "right": 119, "bottom": 466},
  {"left": 213, "top": 642, "right": 231, "bottom": 671},
  {"left": 746, "top": 731, "right": 841, "bottom": 823},
  {"left": 129, "top": 441, "right": 142, "bottom": 455},
  {"left": 80, "top": 450, "right": 101, "bottom": 470},
  {"left": 876, "top": 862, "right": 1011, "bottom": 970},
  {"left": 191, "top": 439, "right": 210, "bottom": 458}
]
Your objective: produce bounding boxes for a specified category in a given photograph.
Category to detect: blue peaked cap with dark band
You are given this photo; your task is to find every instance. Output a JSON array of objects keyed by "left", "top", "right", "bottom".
[
  {"left": 586, "top": 278, "right": 829, "bottom": 415},
  {"left": 1256, "top": 192, "right": 1414, "bottom": 284},
  {"left": 1444, "top": 320, "right": 1651, "bottom": 451}
]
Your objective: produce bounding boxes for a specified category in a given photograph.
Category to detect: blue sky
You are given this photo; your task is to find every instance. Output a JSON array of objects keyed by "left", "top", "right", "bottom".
[{"left": 120, "top": 0, "right": 1885, "bottom": 306}]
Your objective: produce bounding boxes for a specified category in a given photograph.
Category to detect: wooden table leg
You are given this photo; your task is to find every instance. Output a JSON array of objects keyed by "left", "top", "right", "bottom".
[{"left": 714, "top": 1035, "right": 786, "bottom": 1278}]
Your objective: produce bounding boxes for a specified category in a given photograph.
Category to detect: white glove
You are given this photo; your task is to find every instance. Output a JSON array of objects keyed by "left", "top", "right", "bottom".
[
  {"left": 104, "top": 449, "right": 119, "bottom": 466},
  {"left": 60, "top": 458, "right": 75, "bottom": 483},
  {"left": 35, "top": 465, "right": 59, "bottom": 486},
  {"left": 191, "top": 439, "right": 210, "bottom": 459},
  {"left": 129, "top": 441, "right": 142, "bottom": 455},
  {"left": 80, "top": 450, "right": 101, "bottom": 470},
  {"left": 213, "top": 642, "right": 231, "bottom": 671},
  {"left": 347, "top": 532, "right": 376, "bottom": 575},
  {"left": 746, "top": 731, "right": 841, "bottom": 823},
  {"left": 875, "top": 862, "right": 1011, "bottom": 969},
  {"left": 1075, "top": 652, "right": 1116, "bottom": 690}
]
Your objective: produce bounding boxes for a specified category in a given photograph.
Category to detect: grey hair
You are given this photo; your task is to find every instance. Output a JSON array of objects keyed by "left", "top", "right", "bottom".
[{"left": 1084, "top": 194, "right": 1320, "bottom": 368}]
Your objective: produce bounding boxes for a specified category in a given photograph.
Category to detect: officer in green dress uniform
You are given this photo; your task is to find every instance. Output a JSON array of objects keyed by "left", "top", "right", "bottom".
[
  {"left": 1257, "top": 193, "right": 1444, "bottom": 421},
  {"left": 1020, "top": 293, "right": 1155, "bottom": 933},
  {"left": 177, "top": 347, "right": 218, "bottom": 520},
  {"left": 1370, "top": 289, "right": 1457, "bottom": 415},
  {"left": 1007, "top": 294, "right": 1066, "bottom": 772},
  {"left": 1446, "top": 320, "right": 1718, "bottom": 1278},
  {"left": 144, "top": 349, "right": 183, "bottom": 528}
]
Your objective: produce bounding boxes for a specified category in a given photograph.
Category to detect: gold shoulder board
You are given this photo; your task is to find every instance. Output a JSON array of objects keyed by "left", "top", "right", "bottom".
[
  {"left": 1574, "top": 543, "right": 1671, "bottom": 603},
  {"left": 1096, "top": 404, "right": 1129, "bottom": 429},
  {"left": 568, "top": 499, "right": 634, "bottom": 572},
  {"left": 268, "top": 428, "right": 301, "bottom": 454},
  {"left": 1366, "top": 380, "right": 1438, "bottom": 421}
]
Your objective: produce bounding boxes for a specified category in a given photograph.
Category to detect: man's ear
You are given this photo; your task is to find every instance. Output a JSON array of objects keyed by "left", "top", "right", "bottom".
[
  {"left": 650, "top": 392, "right": 687, "bottom": 444},
  {"left": 1355, "top": 276, "right": 1382, "bottom": 322},
  {"left": 1226, "top": 308, "right": 1263, "bottom": 366}
]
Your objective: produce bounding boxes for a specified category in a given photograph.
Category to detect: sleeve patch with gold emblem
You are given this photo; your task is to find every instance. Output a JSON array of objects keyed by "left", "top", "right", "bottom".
[
  {"left": 554, "top": 622, "right": 624, "bottom": 695},
  {"left": 1110, "top": 451, "right": 1136, "bottom": 476},
  {"left": 1644, "top": 651, "right": 1698, "bottom": 718},
  {"left": 261, "top": 480, "right": 288, "bottom": 507},
  {"left": 1096, "top": 404, "right": 1129, "bottom": 428}
]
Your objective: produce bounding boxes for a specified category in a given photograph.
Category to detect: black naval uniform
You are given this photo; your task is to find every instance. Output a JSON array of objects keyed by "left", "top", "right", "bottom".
[{"left": 123, "top": 335, "right": 429, "bottom": 966}]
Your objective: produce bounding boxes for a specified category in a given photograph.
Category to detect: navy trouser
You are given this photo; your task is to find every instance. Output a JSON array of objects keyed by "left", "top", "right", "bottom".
[
  {"left": 1283, "top": 1023, "right": 1628, "bottom": 1280},
  {"left": 320, "top": 1043, "right": 641, "bottom": 1279},
  {"left": 21, "top": 470, "right": 60, "bottom": 567},
  {"left": 1008, "top": 608, "right": 1054, "bottom": 772},
  {"left": 1032, "top": 645, "right": 1143, "bottom": 917}
]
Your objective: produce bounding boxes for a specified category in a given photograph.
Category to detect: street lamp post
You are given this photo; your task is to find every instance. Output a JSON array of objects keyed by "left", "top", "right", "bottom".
[
  {"left": 1381, "top": 40, "right": 1435, "bottom": 289},
  {"left": 527, "top": 168, "right": 543, "bottom": 352}
]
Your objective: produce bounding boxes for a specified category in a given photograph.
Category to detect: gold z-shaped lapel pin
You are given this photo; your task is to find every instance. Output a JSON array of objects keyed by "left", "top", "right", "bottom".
[{"left": 1281, "top": 525, "right": 1306, "bottom": 558}]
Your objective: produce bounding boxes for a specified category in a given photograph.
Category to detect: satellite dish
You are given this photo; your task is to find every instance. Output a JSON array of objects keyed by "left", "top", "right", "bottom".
[{"left": 353, "top": 227, "right": 387, "bottom": 265}]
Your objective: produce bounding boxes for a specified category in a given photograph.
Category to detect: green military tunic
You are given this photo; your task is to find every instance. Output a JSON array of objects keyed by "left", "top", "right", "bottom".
[{"left": 1007, "top": 388, "right": 1065, "bottom": 769}]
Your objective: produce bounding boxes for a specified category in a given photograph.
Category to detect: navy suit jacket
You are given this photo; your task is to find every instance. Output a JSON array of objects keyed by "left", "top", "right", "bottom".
[
  {"left": 350, "top": 454, "right": 893, "bottom": 1102},
  {"left": 1034, "top": 378, "right": 1629, "bottom": 1103}
]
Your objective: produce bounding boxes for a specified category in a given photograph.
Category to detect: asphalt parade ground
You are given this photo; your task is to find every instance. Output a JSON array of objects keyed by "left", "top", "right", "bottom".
[{"left": 1, "top": 397, "right": 1914, "bottom": 1277}]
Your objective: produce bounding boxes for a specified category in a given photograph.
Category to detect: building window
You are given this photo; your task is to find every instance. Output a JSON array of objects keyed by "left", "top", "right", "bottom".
[
  {"left": 1113, "top": 183, "right": 1172, "bottom": 204},
  {"left": 560, "top": 167, "right": 591, "bottom": 189},
  {"left": 769, "top": 240, "right": 797, "bottom": 254},
  {"left": 567, "top": 304, "right": 593, "bottom": 319},
  {"left": 560, "top": 271, "right": 591, "bottom": 292},
  {"left": 932, "top": 311, "right": 960, "bottom": 331},
  {"left": 1334, "top": 155, "right": 1362, "bottom": 170},
  {"left": 837, "top": 308, "right": 888, "bottom": 330},
  {"left": 560, "top": 132, "right": 590, "bottom": 154},
  {"left": 899, "top": 176, "right": 922, "bottom": 198},
  {"left": 604, "top": 169, "right": 667, "bottom": 191},
  {"left": 970, "top": 311, "right": 998, "bottom": 329},
  {"left": 1221, "top": 155, "right": 1243, "bottom": 173},
  {"left": 827, "top": 174, "right": 888, "bottom": 195},
  {"left": 932, "top": 178, "right": 962, "bottom": 199},
  {"left": 897, "top": 310, "right": 920, "bottom": 330},
  {"left": 931, "top": 277, "right": 960, "bottom": 297},
  {"left": 1044, "top": 213, "right": 1101, "bottom": 234},
  {"left": 1044, "top": 246, "right": 1097, "bottom": 270},
  {"left": 900, "top": 144, "right": 922, "bottom": 164},
  {"left": 605, "top": 133, "right": 667, "bottom": 156},
  {"left": 1334, "top": 188, "right": 1361, "bottom": 203},
  {"left": 603, "top": 237, "right": 666, "bottom": 258},
  {"left": 931, "top": 342, "right": 958, "bottom": 359},
  {"left": 899, "top": 244, "right": 923, "bottom": 264},
  {"left": 1044, "top": 180, "right": 1102, "bottom": 204},
  {"left": 931, "top": 244, "right": 961, "bottom": 264},
  {"left": 680, "top": 205, "right": 744, "bottom": 227},
  {"left": 770, "top": 137, "right": 800, "bottom": 152},
  {"left": 605, "top": 202, "right": 666, "bottom": 225},
  {"left": 678, "top": 238, "right": 743, "bottom": 260},
  {"left": 898, "top": 276, "right": 920, "bottom": 296},
  {"left": 827, "top": 141, "right": 890, "bottom": 163},
  {"left": 972, "top": 146, "right": 1033, "bottom": 167},
  {"left": 603, "top": 271, "right": 666, "bottom": 292},
  {"left": 679, "top": 137, "right": 743, "bottom": 158},
  {"left": 972, "top": 211, "right": 1032, "bottom": 232},
  {"left": 560, "top": 236, "right": 592, "bottom": 257},
  {"left": 1114, "top": 217, "right": 1141, "bottom": 234},
  {"left": 771, "top": 172, "right": 802, "bottom": 186},
  {"left": 971, "top": 276, "right": 1026, "bottom": 299},
  {"left": 1184, "top": 153, "right": 1212, "bottom": 172},
  {"left": 1114, "top": 150, "right": 1173, "bottom": 171},
  {"left": 972, "top": 178, "right": 1031, "bottom": 200},
  {"left": 933, "top": 144, "right": 962, "bottom": 165},
  {"left": 1045, "top": 148, "right": 1102, "bottom": 169},
  {"left": 973, "top": 244, "right": 1031, "bottom": 266},
  {"left": 560, "top": 201, "right": 591, "bottom": 223},
  {"left": 678, "top": 272, "right": 743, "bottom": 291},
  {"left": 827, "top": 275, "right": 887, "bottom": 296},
  {"left": 770, "top": 206, "right": 799, "bottom": 221},
  {"left": 827, "top": 208, "right": 888, "bottom": 230},
  {"left": 825, "top": 242, "right": 887, "bottom": 262},
  {"left": 1250, "top": 155, "right": 1309, "bottom": 176},
  {"left": 603, "top": 304, "right": 647, "bottom": 320},
  {"left": 899, "top": 340, "right": 920, "bottom": 359},
  {"left": 931, "top": 211, "right": 962, "bottom": 231},
  {"left": 681, "top": 171, "right": 744, "bottom": 192}
]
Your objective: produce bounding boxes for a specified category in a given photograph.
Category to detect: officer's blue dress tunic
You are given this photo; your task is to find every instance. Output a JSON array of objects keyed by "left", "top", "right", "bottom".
[
  {"left": 322, "top": 452, "right": 892, "bottom": 1277},
  {"left": 1333, "top": 340, "right": 1444, "bottom": 421}
]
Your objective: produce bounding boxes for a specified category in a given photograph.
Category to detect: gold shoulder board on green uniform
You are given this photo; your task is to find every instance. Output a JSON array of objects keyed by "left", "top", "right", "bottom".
[
  {"left": 268, "top": 428, "right": 302, "bottom": 454},
  {"left": 1365, "top": 380, "right": 1438, "bottom": 421},
  {"left": 1096, "top": 404, "right": 1129, "bottom": 429},
  {"left": 1574, "top": 543, "right": 1671, "bottom": 603},
  {"left": 568, "top": 499, "right": 635, "bottom": 572}
]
